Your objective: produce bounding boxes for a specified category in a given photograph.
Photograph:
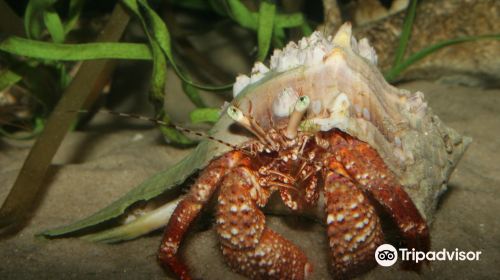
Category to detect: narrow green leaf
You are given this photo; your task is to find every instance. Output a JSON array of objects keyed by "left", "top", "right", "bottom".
[
  {"left": 136, "top": 0, "right": 175, "bottom": 79},
  {"left": 24, "top": 0, "right": 58, "bottom": 39},
  {"left": 257, "top": 1, "right": 275, "bottom": 61},
  {"left": 43, "top": 9, "right": 65, "bottom": 43},
  {"left": 0, "top": 36, "right": 153, "bottom": 61},
  {"left": 122, "top": 0, "right": 194, "bottom": 144},
  {"left": 274, "top": 13, "right": 305, "bottom": 29},
  {"left": 182, "top": 80, "right": 206, "bottom": 108},
  {"left": 0, "top": 3, "right": 131, "bottom": 231},
  {"left": 273, "top": 25, "right": 286, "bottom": 47},
  {"left": 148, "top": 40, "right": 167, "bottom": 106},
  {"left": 385, "top": 34, "right": 500, "bottom": 82},
  {"left": 122, "top": 0, "right": 232, "bottom": 91},
  {"left": 393, "top": 0, "right": 418, "bottom": 67},
  {"left": 122, "top": 0, "right": 139, "bottom": 12},
  {"left": 190, "top": 108, "right": 220, "bottom": 124},
  {"left": 146, "top": 40, "right": 192, "bottom": 144},
  {"left": 39, "top": 141, "right": 213, "bottom": 237},
  {"left": 0, "top": 118, "right": 45, "bottom": 140},
  {"left": 0, "top": 69, "right": 22, "bottom": 91},
  {"left": 24, "top": 0, "right": 43, "bottom": 39},
  {"left": 225, "top": 0, "right": 258, "bottom": 30},
  {"left": 301, "top": 22, "right": 313, "bottom": 36},
  {"left": 65, "top": 0, "right": 85, "bottom": 34},
  {"left": 159, "top": 120, "right": 195, "bottom": 145}
]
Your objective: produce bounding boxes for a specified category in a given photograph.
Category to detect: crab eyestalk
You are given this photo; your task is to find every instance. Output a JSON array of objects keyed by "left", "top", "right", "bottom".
[
  {"left": 285, "top": 96, "right": 310, "bottom": 139},
  {"left": 227, "top": 105, "right": 268, "bottom": 145}
]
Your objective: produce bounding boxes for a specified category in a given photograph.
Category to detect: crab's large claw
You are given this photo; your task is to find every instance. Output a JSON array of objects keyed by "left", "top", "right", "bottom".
[
  {"left": 329, "top": 132, "right": 430, "bottom": 270},
  {"left": 216, "top": 166, "right": 313, "bottom": 280},
  {"left": 323, "top": 171, "right": 384, "bottom": 278}
]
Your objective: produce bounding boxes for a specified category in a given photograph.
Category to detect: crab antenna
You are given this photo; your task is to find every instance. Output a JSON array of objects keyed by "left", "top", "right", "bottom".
[
  {"left": 285, "top": 96, "right": 310, "bottom": 139},
  {"left": 68, "top": 110, "right": 255, "bottom": 156},
  {"left": 247, "top": 115, "right": 281, "bottom": 149},
  {"left": 227, "top": 105, "right": 273, "bottom": 147}
]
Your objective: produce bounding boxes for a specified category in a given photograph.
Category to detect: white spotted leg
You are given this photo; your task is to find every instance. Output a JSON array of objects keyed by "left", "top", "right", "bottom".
[
  {"left": 335, "top": 135, "right": 430, "bottom": 270},
  {"left": 158, "top": 151, "right": 243, "bottom": 280},
  {"left": 323, "top": 171, "right": 384, "bottom": 279},
  {"left": 216, "top": 166, "right": 313, "bottom": 280}
]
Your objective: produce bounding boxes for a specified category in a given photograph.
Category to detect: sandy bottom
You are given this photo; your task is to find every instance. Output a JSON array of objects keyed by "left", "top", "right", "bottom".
[{"left": 1, "top": 81, "right": 499, "bottom": 279}]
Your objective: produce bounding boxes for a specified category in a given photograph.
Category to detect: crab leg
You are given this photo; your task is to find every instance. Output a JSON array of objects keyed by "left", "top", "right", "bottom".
[
  {"left": 278, "top": 173, "right": 319, "bottom": 211},
  {"left": 158, "top": 152, "right": 243, "bottom": 280},
  {"left": 323, "top": 170, "right": 384, "bottom": 278},
  {"left": 331, "top": 133, "right": 430, "bottom": 264},
  {"left": 216, "top": 166, "right": 312, "bottom": 280}
]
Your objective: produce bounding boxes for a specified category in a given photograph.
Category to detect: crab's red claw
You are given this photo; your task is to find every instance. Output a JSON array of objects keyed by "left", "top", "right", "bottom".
[
  {"left": 334, "top": 135, "right": 430, "bottom": 269},
  {"left": 221, "top": 228, "right": 313, "bottom": 280},
  {"left": 216, "top": 167, "right": 312, "bottom": 280},
  {"left": 158, "top": 196, "right": 202, "bottom": 280},
  {"left": 323, "top": 171, "right": 384, "bottom": 279}
]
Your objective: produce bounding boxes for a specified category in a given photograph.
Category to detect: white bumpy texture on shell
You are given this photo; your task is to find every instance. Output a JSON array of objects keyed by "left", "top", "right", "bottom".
[{"left": 208, "top": 23, "right": 470, "bottom": 222}]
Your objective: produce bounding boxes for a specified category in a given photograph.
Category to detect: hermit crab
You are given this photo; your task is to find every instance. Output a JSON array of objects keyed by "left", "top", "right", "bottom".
[
  {"left": 42, "top": 23, "right": 470, "bottom": 279},
  {"left": 156, "top": 23, "right": 469, "bottom": 279}
]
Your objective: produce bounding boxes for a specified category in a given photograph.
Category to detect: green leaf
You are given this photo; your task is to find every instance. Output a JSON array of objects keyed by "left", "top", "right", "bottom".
[
  {"left": 274, "top": 13, "right": 306, "bottom": 29},
  {"left": 43, "top": 9, "right": 65, "bottom": 43},
  {"left": 392, "top": 0, "right": 418, "bottom": 67},
  {"left": 190, "top": 108, "right": 220, "bottom": 123},
  {"left": 65, "top": 0, "right": 85, "bottom": 34},
  {"left": 225, "top": 0, "right": 258, "bottom": 30},
  {"left": 385, "top": 34, "right": 500, "bottom": 82},
  {"left": 224, "top": 1, "right": 311, "bottom": 60},
  {"left": 24, "top": 0, "right": 58, "bottom": 40},
  {"left": 121, "top": 0, "right": 195, "bottom": 144},
  {"left": 0, "top": 69, "right": 22, "bottom": 91},
  {"left": 122, "top": 0, "right": 232, "bottom": 91},
  {"left": 39, "top": 140, "right": 213, "bottom": 237},
  {"left": 24, "top": 0, "right": 43, "bottom": 39},
  {"left": 301, "top": 21, "right": 313, "bottom": 36},
  {"left": 0, "top": 36, "right": 153, "bottom": 61},
  {"left": 148, "top": 40, "right": 167, "bottom": 107},
  {"left": 0, "top": 3, "right": 132, "bottom": 231},
  {"left": 182, "top": 80, "right": 206, "bottom": 108},
  {"left": 257, "top": 1, "right": 275, "bottom": 61},
  {"left": 158, "top": 112, "right": 195, "bottom": 145},
  {"left": 0, "top": 117, "right": 45, "bottom": 140}
]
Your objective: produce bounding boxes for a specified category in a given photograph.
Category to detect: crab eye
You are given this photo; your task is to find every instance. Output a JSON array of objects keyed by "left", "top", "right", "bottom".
[
  {"left": 295, "top": 96, "right": 310, "bottom": 112},
  {"left": 227, "top": 105, "right": 244, "bottom": 121}
]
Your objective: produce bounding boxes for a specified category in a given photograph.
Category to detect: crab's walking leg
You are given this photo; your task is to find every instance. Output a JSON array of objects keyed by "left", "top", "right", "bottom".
[
  {"left": 158, "top": 152, "right": 243, "bottom": 280},
  {"left": 216, "top": 167, "right": 312, "bottom": 280},
  {"left": 323, "top": 171, "right": 384, "bottom": 278},
  {"left": 279, "top": 173, "right": 319, "bottom": 211},
  {"left": 332, "top": 133, "right": 430, "bottom": 263}
]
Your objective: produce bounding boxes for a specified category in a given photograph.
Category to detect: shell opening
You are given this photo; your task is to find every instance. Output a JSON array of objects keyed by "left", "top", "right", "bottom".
[{"left": 301, "top": 93, "right": 351, "bottom": 131}]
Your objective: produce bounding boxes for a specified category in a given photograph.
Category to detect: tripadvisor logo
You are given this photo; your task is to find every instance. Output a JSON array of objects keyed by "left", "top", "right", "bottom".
[{"left": 375, "top": 244, "right": 482, "bottom": 266}]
